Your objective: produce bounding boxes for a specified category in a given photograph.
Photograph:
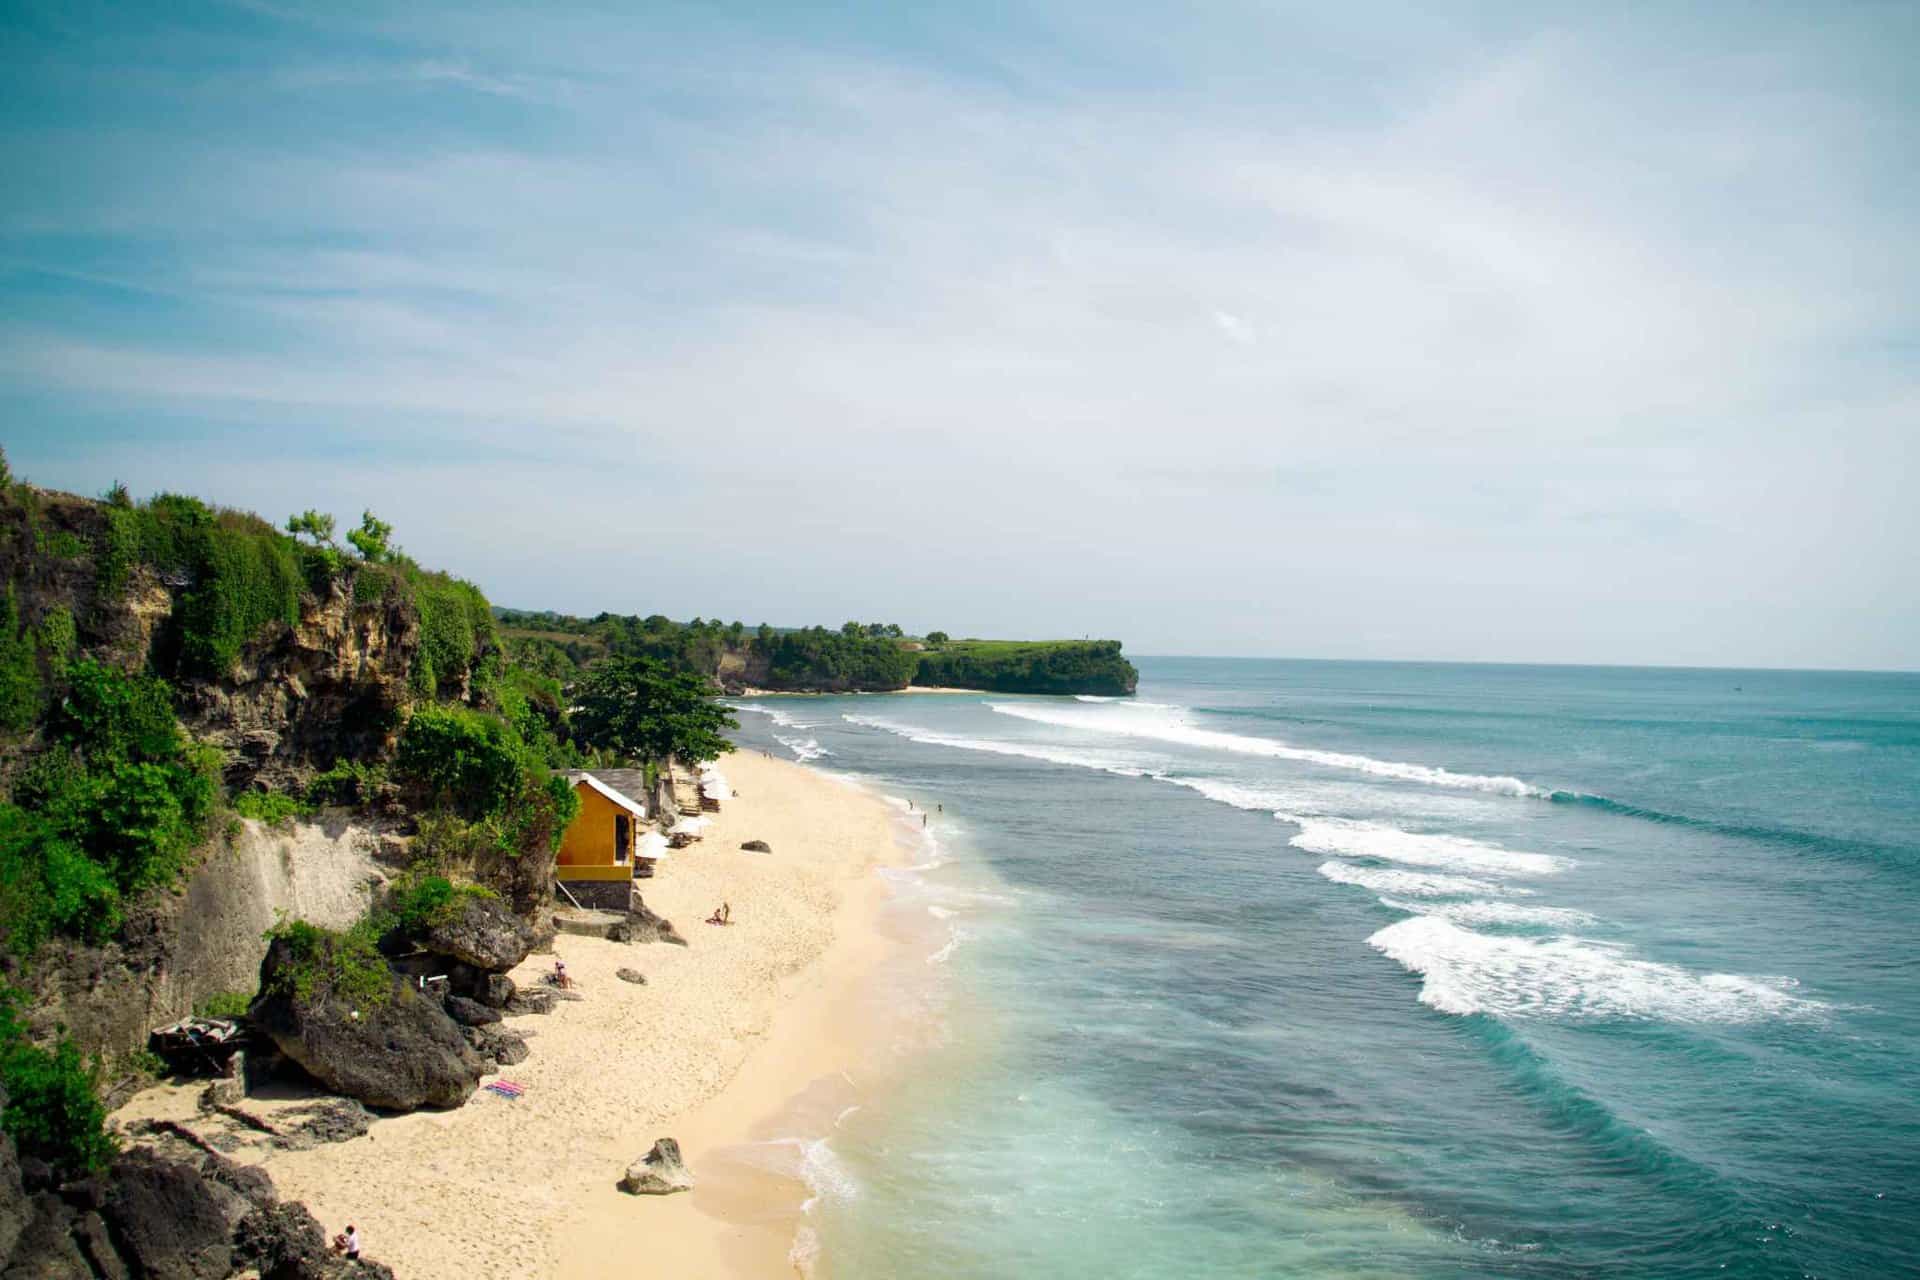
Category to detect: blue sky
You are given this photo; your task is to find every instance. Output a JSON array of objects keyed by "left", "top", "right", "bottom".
[{"left": 2, "top": 1, "right": 1916, "bottom": 668}]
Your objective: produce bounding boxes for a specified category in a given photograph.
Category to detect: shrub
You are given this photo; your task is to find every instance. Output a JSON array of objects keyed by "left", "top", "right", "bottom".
[
  {"left": 396, "top": 705, "right": 528, "bottom": 816},
  {"left": 306, "top": 759, "right": 387, "bottom": 809},
  {"left": 193, "top": 991, "right": 253, "bottom": 1020},
  {"left": 232, "top": 789, "right": 313, "bottom": 828},
  {"left": 138, "top": 495, "right": 305, "bottom": 678},
  {"left": 0, "top": 990, "right": 117, "bottom": 1175},
  {"left": 407, "top": 567, "right": 494, "bottom": 698},
  {"left": 383, "top": 873, "right": 496, "bottom": 936},
  {"left": 49, "top": 659, "right": 181, "bottom": 763},
  {"left": 0, "top": 590, "right": 40, "bottom": 732},
  {"left": 261, "top": 918, "right": 391, "bottom": 1009}
]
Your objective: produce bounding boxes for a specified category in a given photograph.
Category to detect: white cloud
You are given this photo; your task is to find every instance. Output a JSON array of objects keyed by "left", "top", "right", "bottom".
[{"left": 3, "top": 2, "right": 1916, "bottom": 667}]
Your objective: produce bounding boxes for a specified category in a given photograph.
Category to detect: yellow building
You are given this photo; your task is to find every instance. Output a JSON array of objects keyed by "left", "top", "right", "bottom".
[{"left": 556, "top": 770, "right": 652, "bottom": 910}]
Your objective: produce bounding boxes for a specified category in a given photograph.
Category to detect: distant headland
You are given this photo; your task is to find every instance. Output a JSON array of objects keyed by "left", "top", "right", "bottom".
[{"left": 494, "top": 610, "right": 1140, "bottom": 697}]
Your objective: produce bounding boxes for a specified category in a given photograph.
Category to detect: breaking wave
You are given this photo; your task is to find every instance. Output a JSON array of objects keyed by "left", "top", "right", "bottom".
[
  {"left": 730, "top": 702, "right": 819, "bottom": 730},
  {"left": 1317, "top": 861, "right": 1528, "bottom": 898},
  {"left": 1367, "top": 916, "right": 1822, "bottom": 1024},
  {"left": 1379, "top": 897, "right": 1598, "bottom": 930},
  {"left": 987, "top": 702, "right": 1551, "bottom": 798},
  {"left": 1285, "top": 819, "right": 1572, "bottom": 877}
]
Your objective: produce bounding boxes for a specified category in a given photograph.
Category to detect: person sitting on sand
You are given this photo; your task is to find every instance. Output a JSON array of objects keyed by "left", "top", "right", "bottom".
[
  {"left": 553, "top": 958, "right": 571, "bottom": 989},
  {"left": 705, "top": 902, "right": 733, "bottom": 926}
]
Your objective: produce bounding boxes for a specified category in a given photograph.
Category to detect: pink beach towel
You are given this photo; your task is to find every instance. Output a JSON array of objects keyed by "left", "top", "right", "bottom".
[{"left": 483, "top": 1080, "right": 526, "bottom": 1099}]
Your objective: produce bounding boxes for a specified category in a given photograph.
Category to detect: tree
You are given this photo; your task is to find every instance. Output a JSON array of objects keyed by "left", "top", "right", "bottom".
[
  {"left": 346, "top": 510, "right": 393, "bottom": 563},
  {"left": 285, "top": 509, "right": 338, "bottom": 548},
  {"left": 925, "top": 631, "right": 950, "bottom": 645},
  {"left": 570, "top": 657, "right": 738, "bottom": 765}
]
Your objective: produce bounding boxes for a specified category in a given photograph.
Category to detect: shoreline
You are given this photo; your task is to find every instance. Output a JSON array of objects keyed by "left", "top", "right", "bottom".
[{"left": 113, "top": 751, "right": 919, "bottom": 1278}]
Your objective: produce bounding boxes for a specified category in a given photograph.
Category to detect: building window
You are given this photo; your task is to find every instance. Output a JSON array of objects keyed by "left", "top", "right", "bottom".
[{"left": 615, "top": 814, "right": 631, "bottom": 864}]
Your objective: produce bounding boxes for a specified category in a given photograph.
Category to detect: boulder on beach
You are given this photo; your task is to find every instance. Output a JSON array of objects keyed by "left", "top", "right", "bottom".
[
  {"left": 422, "top": 895, "right": 535, "bottom": 973},
  {"left": 618, "top": 1139, "right": 693, "bottom": 1196},
  {"left": 504, "top": 989, "right": 556, "bottom": 1017},
  {"left": 616, "top": 968, "right": 646, "bottom": 985},
  {"left": 99, "top": 1149, "right": 235, "bottom": 1280},
  {"left": 739, "top": 839, "right": 771, "bottom": 853},
  {"left": 251, "top": 936, "right": 483, "bottom": 1112},
  {"left": 626, "top": 898, "right": 687, "bottom": 947}
]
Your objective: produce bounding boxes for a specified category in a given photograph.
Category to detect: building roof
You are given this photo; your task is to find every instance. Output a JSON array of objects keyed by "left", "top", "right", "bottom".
[{"left": 565, "top": 770, "right": 648, "bottom": 820}]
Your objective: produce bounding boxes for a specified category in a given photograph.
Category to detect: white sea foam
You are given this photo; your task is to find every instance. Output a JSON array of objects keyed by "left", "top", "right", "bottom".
[
  {"left": 727, "top": 701, "right": 820, "bottom": 730},
  {"left": 1378, "top": 897, "right": 1597, "bottom": 929},
  {"left": 843, "top": 714, "right": 1158, "bottom": 778},
  {"left": 987, "top": 702, "right": 1551, "bottom": 798},
  {"left": 927, "top": 925, "right": 971, "bottom": 965},
  {"left": 928, "top": 905, "right": 957, "bottom": 920},
  {"left": 774, "top": 734, "right": 832, "bottom": 762},
  {"left": 1368, "top": 915, "right": 1821, "bottom": 1024},
  {"left": 1316, "top": 860, "right": 1526, "bottom": 898},
  {"left": 1286, "top": 819, "right": 1571, "bottom": 876}
]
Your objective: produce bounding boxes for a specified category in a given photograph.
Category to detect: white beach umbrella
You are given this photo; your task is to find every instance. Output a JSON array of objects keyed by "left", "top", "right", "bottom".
[{"left": 636, "top": 831, "right": 670, "bottom": 859}]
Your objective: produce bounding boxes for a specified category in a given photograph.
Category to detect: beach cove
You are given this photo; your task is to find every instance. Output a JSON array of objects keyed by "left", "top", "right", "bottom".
[{"left": 114, "top": 752, "right": 926, "bottom": 1278}]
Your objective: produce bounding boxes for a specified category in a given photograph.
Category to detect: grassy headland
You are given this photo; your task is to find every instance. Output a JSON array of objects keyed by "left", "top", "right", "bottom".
[{"left": 495, "top": 611, "right": 1139, "bottom": 696}]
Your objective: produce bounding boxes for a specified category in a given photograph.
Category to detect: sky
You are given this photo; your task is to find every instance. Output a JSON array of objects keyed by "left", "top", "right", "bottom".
[{"left": 1, "top": 1, "right": 1916, "bottom": 670}]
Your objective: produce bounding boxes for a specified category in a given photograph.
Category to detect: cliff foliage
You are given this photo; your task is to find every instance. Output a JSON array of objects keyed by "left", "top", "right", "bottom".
[
  {"left": 0, "top": 455, "right": 570, "bottom": 1171},
  {"left": 913, "top": 638, "right": 1138, "bottom": 696},
  {"left": 494, "top": 609, "right": 1138, "bottom": 695}
]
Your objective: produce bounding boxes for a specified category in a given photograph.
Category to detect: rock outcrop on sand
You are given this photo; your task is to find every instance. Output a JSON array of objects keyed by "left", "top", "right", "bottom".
[
  {"left": 739, "top": 839, "right": 771, "bottom": 853},
  {"left": 0, "top": 1122, "right": 385, "bottom": 1280},
  {"left": 251, "top": 939, "right": 483, "bottom": 1112},
  {"left": 618, "top": 1139, "right": 693, "bottom": 1196},
  {"left": 420, "top": 896, "right": 534, "bottom": 974}
]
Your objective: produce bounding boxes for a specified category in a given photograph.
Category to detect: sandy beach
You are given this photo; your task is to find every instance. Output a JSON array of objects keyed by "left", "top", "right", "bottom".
[{"left": 114, "top": 751, "right": 916, "bottom": 1278}]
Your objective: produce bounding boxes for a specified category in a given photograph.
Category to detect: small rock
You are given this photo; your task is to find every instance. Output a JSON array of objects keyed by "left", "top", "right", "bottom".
[
  {"left": 444, "top": 995, "right": 501, "bottom": 1027},
  {"left": 739, "top": 839, "right": 771, "bottom": 853},
  {"left": 287, "top": 1099, "right": 372, "bottom": 1146},
  {"left": 504, "top": 989, "right": 556, "bottom": 1017},
  {"left": 461, "top": 1025, "right": 530, "bottom": 1066},
  {"left": 604, "top": 921, "right": 633, "bottom": 943},
  {"left": 481, "top": 974, "right": 516, "bottom": 1009},
  {"left": 616, "top": 968, "right": 647, "bottom": 985},
  {"left": 618, "top": 1138, "right": 693, "bottom": 1196},
  {"left": 198, "top": 1077, "right": 244, "bottom": 1111}
]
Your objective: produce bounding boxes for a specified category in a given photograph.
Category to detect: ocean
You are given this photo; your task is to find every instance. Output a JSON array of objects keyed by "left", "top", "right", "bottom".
[{"left": 728, "top": 658, "right": 1920, "bottom": 1278}]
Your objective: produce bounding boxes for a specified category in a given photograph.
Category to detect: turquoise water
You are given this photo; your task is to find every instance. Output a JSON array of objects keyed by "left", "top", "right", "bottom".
[{"left": 729, "top": 659, "right": 1920, "bottom": 1278}]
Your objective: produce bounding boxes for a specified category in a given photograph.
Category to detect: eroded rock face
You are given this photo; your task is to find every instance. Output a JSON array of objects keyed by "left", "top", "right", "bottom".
[
  {"left": 618, "top": 1139, "right": 693, "bottom": 1196},
  {"left": 0, "top": 1129, "right": 28, "bottom": 1266},
  {"left": 422, "top": 896, "right": 535, "bottom": 973},
  {"left": 443, "top": 996, "right": 500, "bottom": 1028},
  {"left": 178, "top": 578, "right": 422, "bottom": 792},
  {"left": 252, "top": 941, "right": 482, "bottom": 1112}
]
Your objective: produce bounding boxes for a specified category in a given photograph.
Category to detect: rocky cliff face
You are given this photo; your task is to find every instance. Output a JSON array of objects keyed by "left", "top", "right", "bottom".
[
  {"left": 0, "top": 487, "right": 426, "bottom": 792},
  {"left": 179, "top": 577, "right": 420, "bottom": 791},
  {"left": 28, "top": 818, "right": 391, "bottom": 1061}
]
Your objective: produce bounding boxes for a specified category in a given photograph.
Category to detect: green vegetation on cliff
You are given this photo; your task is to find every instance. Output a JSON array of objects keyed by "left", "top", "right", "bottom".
[
  {"left": 494, "top": 609, "right": 1138, "bottom": 695},
  {"left": 914, "top": 638, "right": 1138, "bottom": 696}
]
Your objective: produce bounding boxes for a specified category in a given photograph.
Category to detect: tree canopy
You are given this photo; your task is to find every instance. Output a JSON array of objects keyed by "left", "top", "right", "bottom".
[{"left": 570, "top": 657, "right": 737, "bottom": 764}]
